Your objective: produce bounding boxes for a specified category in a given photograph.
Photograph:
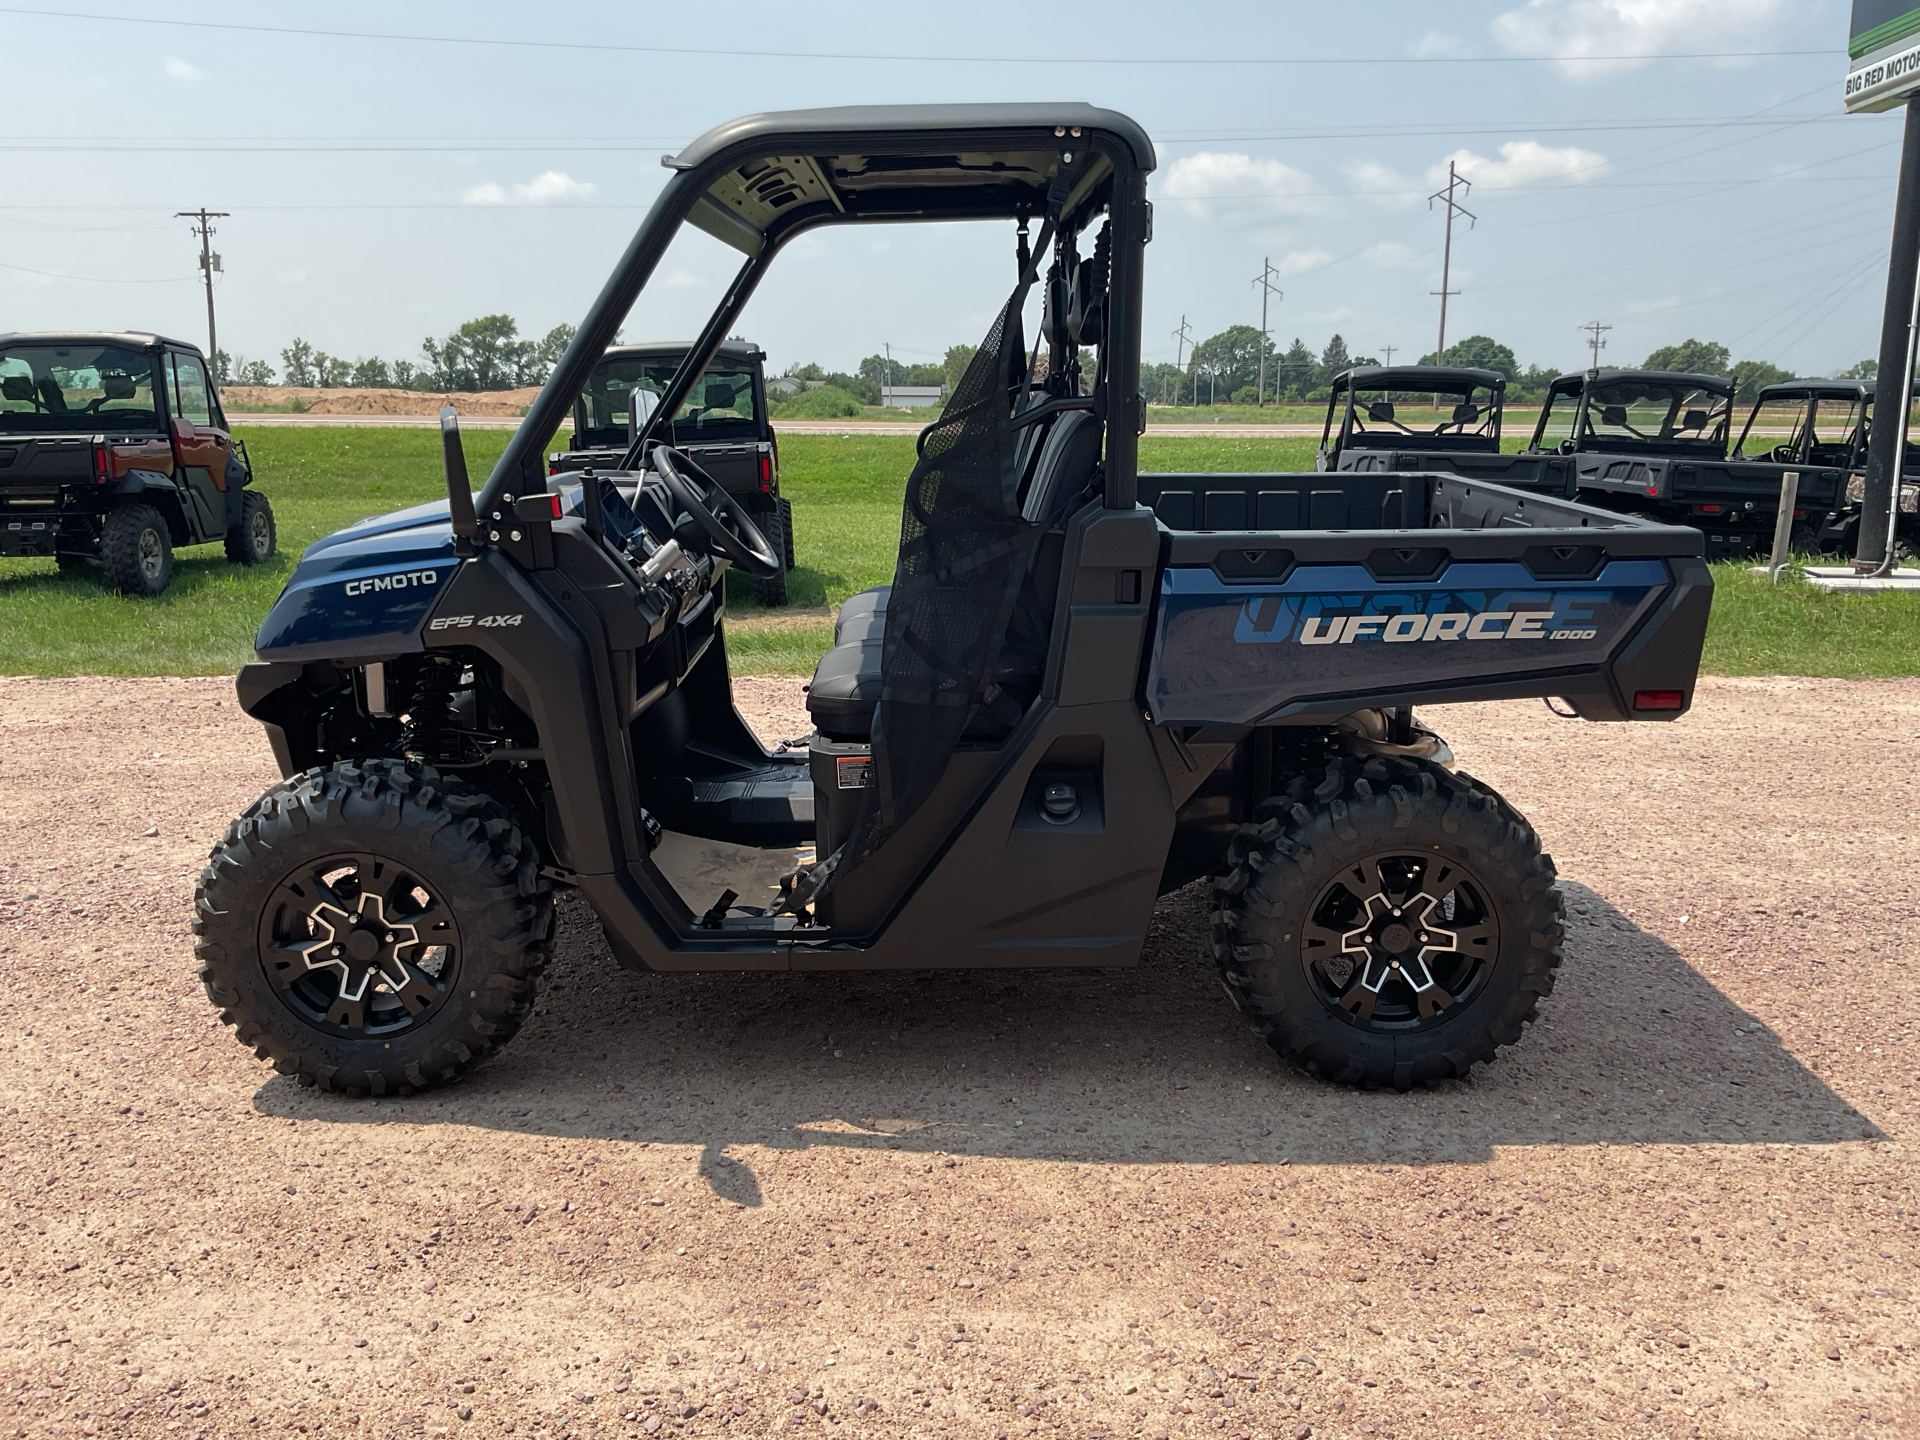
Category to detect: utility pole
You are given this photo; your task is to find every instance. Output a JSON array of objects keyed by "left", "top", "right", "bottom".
[
  {"left": 1427, "top": 162, "right": 1474, "bottom": 364},
  {"left": 1251, "top": 258, "right": 1282, "bottom": 406},
  {"left": 177, "top": 208, "right": 229, "bottom": 366},
  {"left": 1580, "top": 320, "right": 1612, "bottom": 369},
  {"left": 1172, "top": 315, "right": 1193, "bottom": 407},
  {"left": 1381, "top": 344, "right": 1398, "bottom": 366}
]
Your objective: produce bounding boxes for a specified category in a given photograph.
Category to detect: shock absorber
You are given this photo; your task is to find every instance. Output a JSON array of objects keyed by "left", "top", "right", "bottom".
[{"left": 399, "top": 657, "right": 460, "bottom": 760}]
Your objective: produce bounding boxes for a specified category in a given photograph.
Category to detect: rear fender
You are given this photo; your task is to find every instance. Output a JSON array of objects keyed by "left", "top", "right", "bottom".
[{"left": 109, "top": 473, "right": 191, "bottom": 542}]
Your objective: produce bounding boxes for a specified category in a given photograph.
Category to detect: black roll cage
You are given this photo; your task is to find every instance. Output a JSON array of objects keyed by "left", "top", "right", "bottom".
[{"left": 480, "top": 105, "right": 1155, "bottom": 521}]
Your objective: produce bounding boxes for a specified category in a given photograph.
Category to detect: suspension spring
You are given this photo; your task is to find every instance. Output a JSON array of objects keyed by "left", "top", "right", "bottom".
[{"left": 398, "top": 657, "right": 461, "bottom": 760}]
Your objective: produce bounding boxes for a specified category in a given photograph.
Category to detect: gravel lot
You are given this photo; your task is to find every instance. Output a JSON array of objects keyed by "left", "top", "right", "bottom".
[{"left": 1, "top": 674, "right": 1914, "bottom": 1440}]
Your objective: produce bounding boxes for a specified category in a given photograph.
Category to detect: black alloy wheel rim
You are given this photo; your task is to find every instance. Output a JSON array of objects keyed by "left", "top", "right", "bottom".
[
  {"left": 1299, "top": 851, "right": 1500, "bottom": 1032},
  {"left": 258, "top": 852, "right": 461, "bottom": 1037},
  {"left": 249, "top": 509, "right": 271, "bottom": 558}
]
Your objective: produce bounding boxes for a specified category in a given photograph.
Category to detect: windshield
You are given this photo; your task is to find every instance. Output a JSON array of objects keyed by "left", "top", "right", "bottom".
[
  {"left": 577, "top": 355, "right": 760, "bottom": 446},
  {"left": 1333, "top": 378, "right": 1501, "bottom": 451},
  {"left": 1580, "top": 379, "right": 1729, "bottom": 452},
  {"left": 0, "top": 343, "right": 161, "bottom": 433},
  {"left": 1733, "top": 393, "right": 1811, "bottom": 461}
]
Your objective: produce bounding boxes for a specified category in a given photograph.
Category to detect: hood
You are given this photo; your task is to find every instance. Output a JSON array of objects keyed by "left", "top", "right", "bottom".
[{"left": 253, "top": 498, "right": 464, "bottom": 663}]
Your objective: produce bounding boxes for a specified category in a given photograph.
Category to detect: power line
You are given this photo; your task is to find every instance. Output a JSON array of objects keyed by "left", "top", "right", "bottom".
[
  {"left": 1172, "top": 316, "right": 1193, "bottom": 407},
  {"left": 1252, "top": 258, "right": 1282, "bottom": 407},
  {"left": 1429, "top": 161, "right": 1475, "bottom": 363},
  {"left": 1580, "top": 321, "right": 1612, "bottom": 368},
  {"left": 0, "top": 9, "right": 1837, "bottom": 66},
  {"left": 177, "top": 208, "right": 228, "bottom": 361}
]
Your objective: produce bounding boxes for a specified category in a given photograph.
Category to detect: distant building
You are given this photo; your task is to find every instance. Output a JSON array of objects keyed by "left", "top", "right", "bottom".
[{"left": 881, "top": 384, "right": 944, "bottom": 409}]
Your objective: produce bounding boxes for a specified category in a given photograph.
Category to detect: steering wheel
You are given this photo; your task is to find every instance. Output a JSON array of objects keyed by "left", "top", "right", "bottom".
[{"left": 649, "top": 445, "right": 781, "bottom": 578}]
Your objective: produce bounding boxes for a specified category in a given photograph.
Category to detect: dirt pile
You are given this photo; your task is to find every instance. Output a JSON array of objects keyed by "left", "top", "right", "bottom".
[
  {"left": 222, "top": 386, "right": 543, "bottom": 417},
  {"left": 0, "top": 674, "right": 1913, "bottom": 1438}
]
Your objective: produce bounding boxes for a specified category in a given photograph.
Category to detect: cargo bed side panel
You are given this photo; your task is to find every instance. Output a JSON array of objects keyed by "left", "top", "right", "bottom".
[{"left": 1146, "top": 558, "right": 1670, "bottom": 725}]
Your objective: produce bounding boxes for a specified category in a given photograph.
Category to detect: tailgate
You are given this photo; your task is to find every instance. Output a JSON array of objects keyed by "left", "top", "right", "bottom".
[{"left": 1142, "top": 472, "right": 1711, "bottom": 726}]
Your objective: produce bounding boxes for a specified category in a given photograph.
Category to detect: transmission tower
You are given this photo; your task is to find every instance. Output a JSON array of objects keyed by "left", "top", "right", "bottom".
[
  {"left": 1580, "top": 320, "right": 1613, "bottom": 369},
  {"left": 1427, "top": 162, "right": 1475, "bottom": 363},
  {"left": 1251, "top": 258, "right": 1283, "bottom": 406},
  {"left": 1381, "top": 345, "right": 1398, "bottom": 366}
]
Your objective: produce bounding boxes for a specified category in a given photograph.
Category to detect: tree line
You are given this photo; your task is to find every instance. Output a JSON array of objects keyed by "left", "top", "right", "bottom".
[{"left": 210, "top": 315, "right": 578, "bottom": 392}]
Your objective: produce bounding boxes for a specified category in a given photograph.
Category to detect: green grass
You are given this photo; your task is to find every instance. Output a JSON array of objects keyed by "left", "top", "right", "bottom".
[
  {"left": 1700, "top": 560, "right": 1920, "bottom": 678},
  {"left": 4, "top": 426, "right": 1917, "bottom": 682}
]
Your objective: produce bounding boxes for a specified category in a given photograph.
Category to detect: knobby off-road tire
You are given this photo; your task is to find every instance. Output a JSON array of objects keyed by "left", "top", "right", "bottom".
[
  {"left": 752, "top": 501, "right": 791, "bottom": 607},
  {"left": 779, "top": 495, "right": 796, "bottom": 571},
  {"left": 193, "top": 759, "right": 553, "bottom": 1096},
  {"left": 225, "top": 490, "right": 277, "bottom": 565},
  {"left": 1212, "top": 754, "right": 1563, "bottom": 1090},
  {"left": 99, "top": 503, "right": 172, "bottom": 596}
]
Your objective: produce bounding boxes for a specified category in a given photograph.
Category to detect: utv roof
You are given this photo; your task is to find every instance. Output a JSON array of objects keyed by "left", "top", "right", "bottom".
[
  {"left": 666, "top": 103, "right": 1156, "bottom": 174},
  {"left": 596, "top": 340, "right": 764, "bottom": 363},
  {"left": 1334, "top": 365, "right": 1505, "bottom": 390},
  {"left": 1553, "top": 368, "right": 1734, "bottom": 395},
  {"left": 1754, "top": 378, "right": 1874, "bottom": 400},
  {"left": 0, "top": 330, "right": 201, "bottom": 353}
]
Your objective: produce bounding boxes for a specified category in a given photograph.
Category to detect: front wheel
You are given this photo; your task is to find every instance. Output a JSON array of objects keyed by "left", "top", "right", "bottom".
[
  {"left": 193, "top": 759, "right": 553, "bottom": 1095},
  {"left": 1213, "top": 754, "right": 1562, "bottom": 1089}
]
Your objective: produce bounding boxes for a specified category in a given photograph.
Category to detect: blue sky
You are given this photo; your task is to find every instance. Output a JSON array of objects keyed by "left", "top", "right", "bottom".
[{"left": 0, "top": 0, "right": 1895, "bottom": 382}]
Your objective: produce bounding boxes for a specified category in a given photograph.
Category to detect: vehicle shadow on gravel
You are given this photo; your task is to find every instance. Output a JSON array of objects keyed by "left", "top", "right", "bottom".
[{"left": 254, "top": 881, "right": 1879, "bottom": 1200}]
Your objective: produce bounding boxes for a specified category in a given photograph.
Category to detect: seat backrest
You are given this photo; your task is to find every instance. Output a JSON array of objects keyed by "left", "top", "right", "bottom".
[{"left": 1022, "top": 409, "right": 1103, "bottom": 524}]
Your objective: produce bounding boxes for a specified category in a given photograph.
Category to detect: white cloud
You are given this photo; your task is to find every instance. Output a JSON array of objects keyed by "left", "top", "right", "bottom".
[
  {"left": 461, "top": 171, "right": 595, "bottom": 206},
  {"left": 1490, "top": 0, "right": 1790, "bottom": 78},
  {"left": 663, "top": 268, "right": 703, "bottom": 290},
  {"left": 1411, "top": 31, "right": 1466, "bottom": 58},
  {"left": 162, "top": 56, "right": 203, "bottom": 82},
  {"left": 1159, "top": 152, "right": 1325, "bottom": 222},
  {"left": 1626, "top": 296, "right": 1682, "bottom": 315},
  {"left": 1430, "top": 140, "right": 1607, "bottom": 191},
  {"left": 1275, "top": 249, "right": 1333, "bottom": 276},
  {"left": 1346, "top": 160, "right": 1420, "bottom": 209},
  {"left": 1363, "top": 241, "right": 1416, "bottom": 268}
]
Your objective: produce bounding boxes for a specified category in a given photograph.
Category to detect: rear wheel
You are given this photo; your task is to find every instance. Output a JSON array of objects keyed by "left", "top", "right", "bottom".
[
  {"left": 193, "top": 759, "right": 553, "bottom": 1096},
  {"left": 99, "top": 503, "right": 172, "bottom": 597},
  {"left": 225, "top": 490, "right": 277, "bottom": 565},
  {"left": 752, "top": 501, "right": 791, "bottom": 606},
  {"left": 1212, "top": 754, "right": 1562, "bottom": 1089}
]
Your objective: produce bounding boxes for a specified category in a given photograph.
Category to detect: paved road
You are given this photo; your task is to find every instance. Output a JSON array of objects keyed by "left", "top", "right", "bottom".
[{"left": 232, "top": 413, "right": 1326, "bottom": 438}]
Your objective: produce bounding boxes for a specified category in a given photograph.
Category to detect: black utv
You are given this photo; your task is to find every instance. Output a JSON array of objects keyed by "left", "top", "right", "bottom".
[
  {"left": 1316, "top": 364, "right": 1572, "bottom": 495},
  {"left": 549, "top": 339, "right": 793, "bottom": 604},
  {"left": 1524, "top": 368, "right": 1840, "bottom": 559},
  {"left": 200, "top": 104, "right": 1710, "bottom": 1100},
  {"left": 1731, "top": 377, "right": 1918, "bottom": 559},
  {"left": 0, "top": 331, "right": 275, "bottom": 595}
]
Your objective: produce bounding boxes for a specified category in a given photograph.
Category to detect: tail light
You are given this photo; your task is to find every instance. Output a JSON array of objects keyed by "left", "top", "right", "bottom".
[
  {"left": 758, "top": 452, "right": 774, "bottom": 491},
  {"left": 92, "top": 441, "right": 110, "bottom": 485},
  {"left": 1633, "top": 689, "right": 1685, "bottom": 712},
  {"left": 1690, "top": 504, "right": 1722, "bottom": 514},
  {"left": 1792, "top": 507, "right": 1807, "bottom": 518}
]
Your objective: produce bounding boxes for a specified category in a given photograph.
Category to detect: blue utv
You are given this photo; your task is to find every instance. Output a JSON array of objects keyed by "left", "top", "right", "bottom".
[{"left": 195, "top": 105, "right": 1712, "bottom": 1097}]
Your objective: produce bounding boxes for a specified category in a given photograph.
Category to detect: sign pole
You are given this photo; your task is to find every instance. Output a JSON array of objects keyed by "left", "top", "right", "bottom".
[{"left": 1857, "top": 100, "right": 1920, "bottom": 570}]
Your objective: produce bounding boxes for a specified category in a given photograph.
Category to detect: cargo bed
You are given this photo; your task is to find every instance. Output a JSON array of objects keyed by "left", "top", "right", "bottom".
[{"left": 1137, "top": 470, "right": 1712, "bottom": 727}]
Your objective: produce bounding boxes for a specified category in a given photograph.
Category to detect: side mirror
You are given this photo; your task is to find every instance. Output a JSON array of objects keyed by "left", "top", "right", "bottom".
[{"left": 440, "top": 406, "right": 478, "bottom": 556}]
